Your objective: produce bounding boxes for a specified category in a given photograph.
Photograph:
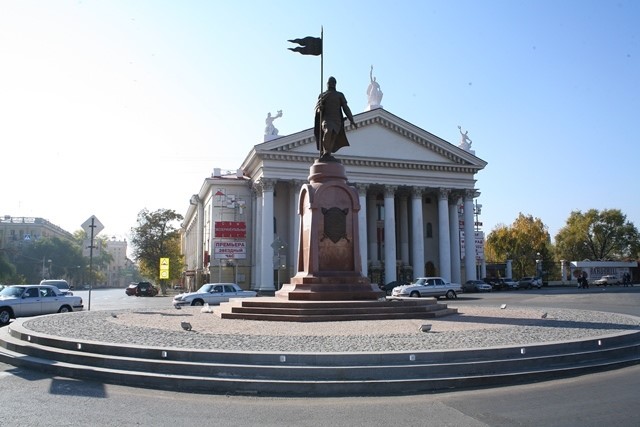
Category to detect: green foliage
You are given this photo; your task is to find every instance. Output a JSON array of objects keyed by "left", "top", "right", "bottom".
[
  {"left": 130, "top": 208, "right": 184, "bottom": 293},
  {"left": 5, "top": 236, "right": 85, "bottom": 283},
  {"left": 70, "top": 230, "right": 114, "bottom": 285},
  {"left": 555, "top": 209, "right": 640, "bottom": 261},
  {"left": 0, "top": 250, "right": 16, "bottom": 283},
  {"left": 485, "top": 213, "right": 552, "bottom": 278}
]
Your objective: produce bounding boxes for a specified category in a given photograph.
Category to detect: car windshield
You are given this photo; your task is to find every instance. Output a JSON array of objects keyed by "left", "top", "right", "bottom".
[
  {"left": 0, "top": 286, "right": 25, "bottom": 297},
  {"left": 198, "top": 284, "right": 214, "bottom": 293}
]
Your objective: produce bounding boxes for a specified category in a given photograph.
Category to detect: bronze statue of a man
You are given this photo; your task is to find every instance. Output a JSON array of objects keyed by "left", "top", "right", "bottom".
[{"left": 314, "top": 76, "right": 357, "bottom": 161}]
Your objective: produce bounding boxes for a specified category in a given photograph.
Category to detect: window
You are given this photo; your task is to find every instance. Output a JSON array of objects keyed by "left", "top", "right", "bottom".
[
  {"left": 40, "top": 288, "right": 55, "bottom": 297},
  {"left": 426, "top": 223, "right": 433, "bottom": 238},
  {"left": 224, "top": 285, "right": 235, "bottom": 293},
  {"left": 24, "top": 288, "right": 40, "bottom": 298}
]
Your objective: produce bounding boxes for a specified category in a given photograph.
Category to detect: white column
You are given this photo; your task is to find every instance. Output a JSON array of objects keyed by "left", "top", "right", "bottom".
[
  {"left": 411, "top": 187, "right": 425, "bottom": 278},
  {"left": 367, "top": 193, "right": 378, "bottom": 264},
  {"left": 437, "top": 188, "right": 451, "bottom": 282},
  {"left": 196, "top": 196, "right": 204, "bottom": 290},
  {"left": 356, "top": 184, "right": 369, "bottom": 277},
  {"left": 399, "top": 194, "right": 409, "bottom": 265},
  {"left": 384, "top": 186, "right": 397, "bottom": 283},
  {"left": 506, "top": 259, "right": 513, "bottom": 279},
  {"left": 253, "top": 186, "right": 261, "bottom": 290},
  {"left": 463, "top": 190, "right": 476, "bottom": 281},
  {"left": 259, "top": 179, "right": 275, "bottom": 292},
  {"left": 449, "top": 196, "right": 462, "bottom": 285}
]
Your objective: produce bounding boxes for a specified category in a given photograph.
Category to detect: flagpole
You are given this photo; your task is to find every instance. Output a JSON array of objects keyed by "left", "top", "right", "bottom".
[
  {"left": 316, "top": 26, "right": 323, "bottom": 156},
  {"left": 320, "top": 26, "right": 324, "bottom": 94}
]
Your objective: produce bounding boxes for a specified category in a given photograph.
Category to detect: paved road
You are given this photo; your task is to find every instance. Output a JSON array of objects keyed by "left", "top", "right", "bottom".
[{"left": 1, "top": 287, "right": 639, "bottom": 426}]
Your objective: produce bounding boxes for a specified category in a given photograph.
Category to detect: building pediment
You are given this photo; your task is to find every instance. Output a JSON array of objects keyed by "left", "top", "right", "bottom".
[{"left": 241, "top": 108, "right": 486, "bottom": 187}]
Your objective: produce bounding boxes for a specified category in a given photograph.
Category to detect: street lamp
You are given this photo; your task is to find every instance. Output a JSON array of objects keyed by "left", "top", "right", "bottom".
[
  {"left": 42, "top": 257, "right": 52, "bottom": 280},
  {"left": 536, "top": 252, "right": 542, "bottom": 279}
]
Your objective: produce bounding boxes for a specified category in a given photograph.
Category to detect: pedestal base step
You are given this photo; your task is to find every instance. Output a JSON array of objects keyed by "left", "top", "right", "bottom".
[{"left": 217, "top": 297, "right": 457, "bottom": 322}]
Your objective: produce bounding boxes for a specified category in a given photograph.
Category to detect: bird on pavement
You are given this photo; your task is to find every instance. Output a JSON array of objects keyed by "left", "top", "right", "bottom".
[
  {"left": 181, "top": 321, "right": 192, "bottom": 331},
  {"left": 541, "top": 312, "right": 548, "bottom": 319}
]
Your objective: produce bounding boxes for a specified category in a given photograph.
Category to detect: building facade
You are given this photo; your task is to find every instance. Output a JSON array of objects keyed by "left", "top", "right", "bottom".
[
  {"left": 0, "top": 216, "right": 74, "bottom": 248},
  {"left": 103, "top": 238, "right": 134, "bottom": 288},
  {"left": 181, "top": 108, "right": 487, "bottom": 292}
]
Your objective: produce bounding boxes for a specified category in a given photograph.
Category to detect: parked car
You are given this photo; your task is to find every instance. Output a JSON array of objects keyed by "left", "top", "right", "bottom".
[
  {"left": 518, "top": 277, "right": 543, "bottom": 289},
  {"left": 502, "top": 279, "right": 520, "bottom": 290},
  {"left": 173, "top": 283, "right": 257, "bottom": 307},
  {"left": 379, "top": 280, "right": 409, "bottom": 296},
  {"left": 463, "top": 280, "right": 492, "bottom": 292},
  {"left": 391, "top": 277, "right": 461, "bottom": 299},
  {"left": 593, "top": 275, "right": 620, "bottom": 286},
  {"left": 40, "top": 279, "right": 73, "bottom": 295},
  {"left": 0, "top": 284, "right": 84, "bottom": 326},
  {"left": 482, "top": 277, "right": 497, "bottom": 288},
  {"left": 125, "top": 282, "right": 159, "bottom": 297}
]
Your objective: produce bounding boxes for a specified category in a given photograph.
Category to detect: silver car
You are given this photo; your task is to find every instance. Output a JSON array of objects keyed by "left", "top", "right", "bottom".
[
  {"left": 0, "top": 284, "right": 84, "bottom": 326},
  {"left": 173, "top": 283, "right": 257, "bottom": 307},
  {"left": 391, "top": 277, "right": 461, "bottom": 299}
]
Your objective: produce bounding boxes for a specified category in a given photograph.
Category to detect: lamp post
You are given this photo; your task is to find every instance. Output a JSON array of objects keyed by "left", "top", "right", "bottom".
[
  {"left": 536, "top": 252, "right": 542, "bottom": 279},
  {"left": 42, "top": 257, "right": 52, "bottom": 280}
]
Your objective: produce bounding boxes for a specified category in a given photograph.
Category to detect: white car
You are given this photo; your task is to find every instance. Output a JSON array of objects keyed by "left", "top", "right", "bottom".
[
  {"left": 0, "top": 284, "right": 84, "bottom": 326},
  {"left": 518, "top": 277, "right": 543, "bottom": 289},
  {"left": 502, "top": 279, "right": 520, "bottom": 290},
  {"left": 594, "top": 275, "right": 620, "bottom": 286},
  {"left": 40, "top": 279, "right": 73, "bottom": 295},
  {"left": 391, "top": 277, "right": 461, "bottom": 299},
  {"left": 173, "top": 283, "right": 257, "bottom": 307}
]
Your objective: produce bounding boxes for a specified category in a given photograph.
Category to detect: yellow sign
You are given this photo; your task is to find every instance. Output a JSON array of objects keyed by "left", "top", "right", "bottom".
[{"left": 159, "top": 257, "right": 169, "bottom": 279}]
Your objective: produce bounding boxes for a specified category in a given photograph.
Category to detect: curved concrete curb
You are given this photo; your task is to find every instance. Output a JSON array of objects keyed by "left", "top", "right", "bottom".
[{"left": 1, "top": 314, "right": 639, "bottom": 396}]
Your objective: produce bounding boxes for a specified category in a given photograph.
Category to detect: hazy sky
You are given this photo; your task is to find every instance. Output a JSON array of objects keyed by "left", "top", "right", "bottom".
[{"left": 1, "top": 0, "right": 638, "bottom": 244}]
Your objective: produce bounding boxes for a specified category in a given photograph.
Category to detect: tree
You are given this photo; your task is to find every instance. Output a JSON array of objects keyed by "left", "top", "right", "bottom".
[
  {"left": 130, "top": 208, "right": 184, "bottom": 294},
  {"left": 485, "top": 213, "right": 552, "bottom": 279},
  {"left": 71, "top": 231, "right": 114, "bottom": 286},
  {"left": 0, "top": 250, "right": 16, "bottom": 283},
  {"left": 555, "top": 209, "right": 640, "bottom": 261},
  {"left": 7, "top": 236, "right": 85, "bottom": 284}
]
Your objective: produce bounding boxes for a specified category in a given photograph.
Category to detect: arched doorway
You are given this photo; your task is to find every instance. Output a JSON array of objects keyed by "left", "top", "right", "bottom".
[{"left": 425, "top": 261, "right": 437, "bottom": 277}]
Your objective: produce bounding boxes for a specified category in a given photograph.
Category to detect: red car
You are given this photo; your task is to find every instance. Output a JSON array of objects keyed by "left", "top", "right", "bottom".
[{"left": 125, "top": 282, "right": 158, "bottom": 297}]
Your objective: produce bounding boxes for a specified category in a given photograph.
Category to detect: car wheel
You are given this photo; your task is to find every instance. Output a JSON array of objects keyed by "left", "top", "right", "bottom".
[
  {"left": 0, "top": 308, "right": 12, "bottom": 326},
  {"left": 446, "top": 290, "right": 456, "bottom": 299},
  {"left": 409, "top": 291, "right": 420, "bottom": 298},
  {"left": 191, "top": 299, "right": 204, "bottom": 306},
  {"left": 57, "top": 305, "right": 72, "bottom": 313}
]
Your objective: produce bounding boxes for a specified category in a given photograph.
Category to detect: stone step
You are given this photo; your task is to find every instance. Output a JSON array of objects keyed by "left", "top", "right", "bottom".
[
  {"left": 216, "top": 297, "right": 456, "bottom": 321},
  {"left": 1, "top": 324, "right": 639, "bottom": 396},
  {"left": 219, "top": 310, "right": 456, "bottom": 321}
]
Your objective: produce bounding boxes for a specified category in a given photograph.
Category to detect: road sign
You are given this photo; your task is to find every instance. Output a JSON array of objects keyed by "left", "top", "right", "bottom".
[
  {"left": 81, "top": 215, "right": 104, "bottom": 236},
  {"left": 159, "top": 257, "right": 170, "bottom": 279}
]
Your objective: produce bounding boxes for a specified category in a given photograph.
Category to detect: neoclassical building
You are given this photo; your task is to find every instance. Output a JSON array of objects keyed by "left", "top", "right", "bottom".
[{"left": 181, "top": 107, "right": 487, "bottom": 292}]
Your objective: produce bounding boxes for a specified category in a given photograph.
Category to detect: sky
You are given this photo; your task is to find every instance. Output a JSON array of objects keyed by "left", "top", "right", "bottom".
[{"left": 1, "top": 0, "right": 639, "bottom": 245}]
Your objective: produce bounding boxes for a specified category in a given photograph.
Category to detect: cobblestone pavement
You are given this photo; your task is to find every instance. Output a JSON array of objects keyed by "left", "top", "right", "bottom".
[{"left": 21, "top": 305, "right": 640, "bottom": 353}]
